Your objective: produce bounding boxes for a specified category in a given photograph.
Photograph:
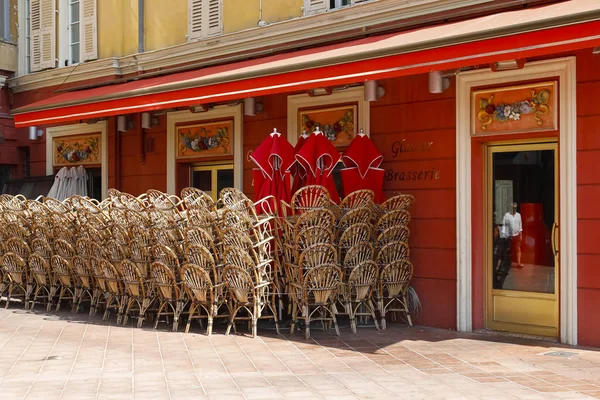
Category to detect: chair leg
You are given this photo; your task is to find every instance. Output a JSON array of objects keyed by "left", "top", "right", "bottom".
[
  {"left": 251, "top": 303, "right": 258, "bottom": 338},
  {"left": 304, "top": 305, "right": 310, "bottom": 340},
  {"left": 378, "top": 299, "right": 386, "bottom": 330},
  {"left": 56, "top": 287, "right": 64, "bottom": 312},
  {"left": 347, "top": 302, "right": 356, "bottom": 334},
  {"left": 226, "top": 304, "right": 240, "bottom": 336},
  {"left": 403, "top": 295, "right": 413, "bottom": 327},
  {"left": 25, "top": 284, "right": 33, "bottom": 310},
  {"left": 206, "top": 314, "right": 213, "bottom": 336},
  {"left": 185, "top": 304, "right": 196, "bottom": 333},
  {"left": 331, "top": 304, "right": 340, "bottom": 336},
  {"left": 154, "top": 302, "right": 166, "bottom": 329},
  {"left": 173, "top": 301, "right": 183, "bottom": 332},
  {"left": 368, "top": 299, "right": 380, "bottom": 331}
]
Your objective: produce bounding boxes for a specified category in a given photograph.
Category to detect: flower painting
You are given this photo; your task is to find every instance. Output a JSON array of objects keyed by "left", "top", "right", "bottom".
[
  {"left": 472, "top": 81, "right": 557, "bottom": 136},
  {"left": 53, "top": 134, "right": 101, "bottom": 166},
  {"left": 299, "top": 105, "right": 357, "bottom": 147},
  {"left": 176, "top": 120, "right": 233, "bottom": 159}
]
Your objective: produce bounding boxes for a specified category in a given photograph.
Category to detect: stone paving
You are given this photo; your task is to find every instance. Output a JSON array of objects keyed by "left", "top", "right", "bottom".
[{"left": 0, "top": 308, "right": 599, "bottom": 400}]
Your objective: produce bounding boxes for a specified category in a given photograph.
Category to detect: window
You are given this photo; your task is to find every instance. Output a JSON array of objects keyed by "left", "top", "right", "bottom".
[
  {"left": 68, "top": 0, "right": 80, "bottom": 65},
  {"left": 304, "top": 0, "right": 372, "bottom": 15},
  {"left": 21, "top": 0, "right": 96, "bottom": 73},
  {"left": 190, "top": 163, "right": 234, "bottom": 201},
  {"left": 330, "top": 0, "right": 350, "bottom": 9},
  {"left": 188, "top": 0, "right": 222, "bottom": 41},
  {"left": 0, "top": 0, "right": 9, "bottom": 41}
]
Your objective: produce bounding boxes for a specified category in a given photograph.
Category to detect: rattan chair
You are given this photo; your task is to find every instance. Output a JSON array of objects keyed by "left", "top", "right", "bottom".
[
  {"left": 2, "top": 252, "right": 31, "bottom": 309},
  {"left": 129, "top": 239, "right": 152, "bottom": 277},
  {"left": 31, "top": 238, "right": 53, "bottom": 263},
  {"left": 150, "top": 261, "right": 186, "bottom": 332},
  {"left": 376, "top": 241, "right": 410, "bottom": 266},
  {"left": 181, "top": 263, "right": 222, "bottom": 335},
  {"left": 100, "top": 258, "right": 126, "bottom": 323},
  {"left": 50, "top": 255, "right": 77, "bottom": 312},
  {"left": 181, "top": 187, "right": 216, "bottom": 211},
  {"left": 222, "top": 264, "right": 279, "bottom": 337},
  {"left": 5, "top": 237, "right": 31, "bottom": 260},
  {"left": 28, "top": 253, "right": 54, "bottom": 311},
  {"left": 281, "top": 185, "right": 330, "bottom": 217},
  {"left": 340, "top": 260, "right": 379, "bottom": 333},
  {"left": 380, "top": 193, "right": 415, "bottom": 212},
  {"left": 376, "top": 210, "right": 411, "bottom": 232},
  {"left": 152, "top": 243, "right": 181, "bottom": 274},
  {"left": 120, "top": 260, "right": 155, "bottom": 328},
  {"left": 290, "top": 263, "right": 341, "bottom": 339},
  {"left": 339, "top": 189, "right": 375, "bottom": 211},
  {"left": 376, "top": 226, "right": 410, "bottom": 247},
  {"left": 377, "top": 259, "right": 414, "bottom": 328},
  {"left": 71, "top": 255, "right": 95, "bottom": 314},
  {"left": 90, "top": 256, "right": 108, "bottom": 316}
]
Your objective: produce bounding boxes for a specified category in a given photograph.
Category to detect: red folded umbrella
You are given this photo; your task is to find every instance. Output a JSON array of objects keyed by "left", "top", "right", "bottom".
[
  {"left": 290, "top": 133, "right": 309, "bottom": 196},
  {"left": 340, "top": 167, "right": 386, "bottom": 204},
  {"left": 295, "top": 128, "right": 341, "bottom": 203},
  {"left": 341, "top": 131, "right": 386, "bottom": 203},
  {"left": 250, "top": 129, "right": 296, "bottom": 213}
]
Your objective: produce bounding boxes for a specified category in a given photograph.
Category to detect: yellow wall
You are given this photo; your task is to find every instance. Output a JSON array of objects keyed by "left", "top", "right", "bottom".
[
  {"left": 96, "top": 0, "right": 303, "bottom": 58},
  {"left": 223, "top": 0, "right": 302, "bottom": 33},
  {"left": 144, "top": 0, "right": 188, "bottom": 52},
  {"left": 98, "top": 0, "right": 138, "bottom": 58}
]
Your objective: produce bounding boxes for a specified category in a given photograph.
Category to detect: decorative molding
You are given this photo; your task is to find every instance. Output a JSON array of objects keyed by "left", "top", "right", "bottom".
[
  {"left": 9, "top": 0, "right": 503, "bottom": 93},
  {"left": 45, "top": 121, "right": 108, "bottom": 200},
  {"left": 287, "top": 86, "right": 369, "bottom": 146},
  {"left": 166, "top": 105, "right": 243, "bottom": 195},
  {"left": 456, "top": 57, "right": 578, "bottom": 345}
]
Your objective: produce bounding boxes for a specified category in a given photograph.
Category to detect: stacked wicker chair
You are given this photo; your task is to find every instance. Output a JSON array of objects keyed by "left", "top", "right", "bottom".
[
  {"left": 375, "top": 194, "right": 416, "bottom": 328},
  {"left": 0, "top": 185, "right": 415, "bottom": 337}
]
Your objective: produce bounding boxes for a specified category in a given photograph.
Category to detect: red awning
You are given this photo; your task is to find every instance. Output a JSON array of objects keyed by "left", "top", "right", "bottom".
[{"left": 12, "top": 0, "right": 600, "bottom": 127}]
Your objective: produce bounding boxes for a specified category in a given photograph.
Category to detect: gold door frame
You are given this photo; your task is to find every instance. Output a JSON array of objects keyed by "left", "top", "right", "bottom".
[
  {"left": 485, "top": 140, "right": 559, "bottom": 337},
  {"left": 190, "top": 162, "right": 234, "bottom": 202}
]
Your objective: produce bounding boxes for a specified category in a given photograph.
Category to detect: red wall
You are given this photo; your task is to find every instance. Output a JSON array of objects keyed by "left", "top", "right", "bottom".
[
  {"left": 371, "top": 74, "right": 457, "bottom": 329},
  {"left": 575, "top": 50, "right": 600, "bottom": 347}
]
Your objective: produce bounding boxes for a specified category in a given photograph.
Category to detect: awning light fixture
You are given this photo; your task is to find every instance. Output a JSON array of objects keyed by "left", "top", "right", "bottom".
[
  {"left": 28, "top": 126, "right": 43, "bottom": 140},
  {"left": 364, "top": 80, "right": 385, "bottom": 101},
  {"left": 491, "top": 59, "right": 525, "bottom": 72},
  {"left": 429, "top": 71, "right": 451, "bottom": 94}
]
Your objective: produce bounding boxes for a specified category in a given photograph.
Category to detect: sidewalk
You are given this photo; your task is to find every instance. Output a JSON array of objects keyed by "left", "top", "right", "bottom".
[{"left": 0, "top": 307, "right": 598, "bottom": 400}]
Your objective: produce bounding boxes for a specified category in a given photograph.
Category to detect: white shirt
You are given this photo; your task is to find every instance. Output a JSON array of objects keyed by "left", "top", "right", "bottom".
[{"left": 501, "top": 211, "right": 522, "bottom": 238}]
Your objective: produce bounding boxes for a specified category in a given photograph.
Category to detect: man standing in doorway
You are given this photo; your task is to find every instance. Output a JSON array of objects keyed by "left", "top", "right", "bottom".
[{"left": 502, "top": 202, "right": 523, "bottom": 268}]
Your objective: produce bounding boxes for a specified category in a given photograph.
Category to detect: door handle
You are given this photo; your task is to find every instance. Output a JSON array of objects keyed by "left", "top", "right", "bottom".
[{"left": 551, "top": 222, "right": 559, "bottom": 257}]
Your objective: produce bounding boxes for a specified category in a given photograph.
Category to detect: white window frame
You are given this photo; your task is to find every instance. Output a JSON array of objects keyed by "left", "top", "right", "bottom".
[
  {"left": 46, "top": 121, "right": 108, "bottom": 200},
  {"left": 68, "top": 0, "right": 80, "bottom": 65},
  {"left": 58, "top": 0, "right": 80, "bottom": 67},
  {"left": 166, "top": 105, "right": 242, "bottom": 195},
  {"left": 17, "top": 0, "right": 30, "bottom": 75}
]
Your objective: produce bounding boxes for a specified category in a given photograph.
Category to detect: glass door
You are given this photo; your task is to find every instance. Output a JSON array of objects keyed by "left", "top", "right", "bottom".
[
  {"left": 190, "top": 163, "right": 234, "bottom": 202},
  {"left": 486, "top": 142, "right": 558, "bottom": 337}
]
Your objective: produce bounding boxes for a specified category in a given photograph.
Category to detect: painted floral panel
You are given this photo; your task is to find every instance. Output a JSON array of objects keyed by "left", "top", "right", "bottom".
[
  {"left": 53, "top": 134, "right": 101, "bottom": 166},
  {"left": 177, "top": 120, "right": 233, "bottom": 159},
  {"left": 299, "top": 105, "right": 356, "bottom": 147},
  {"left": 472, "top": 81, "right": 557, "bottom": 136}
]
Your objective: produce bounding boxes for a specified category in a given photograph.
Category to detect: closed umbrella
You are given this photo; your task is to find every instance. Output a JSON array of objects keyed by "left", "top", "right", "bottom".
[
  {"left": 47, "top": 167, "right": 69, "bottom": 200},
  {"left": 76, "top": 166, "right": 88, "bottom": 197},
  {"left": 295, "top": 127, "right": 341, "bottom": 203},
  {"left": 250, "top": 128, "right": 296, "bottom": 214},
  {"left": 290, "top": 131, "right": 309, "bottom": 196},
  {"left": 341, "top": 130, "right": 386, "bottom": 203}
]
